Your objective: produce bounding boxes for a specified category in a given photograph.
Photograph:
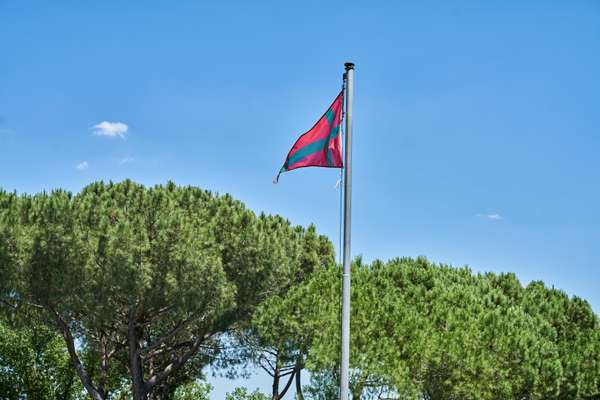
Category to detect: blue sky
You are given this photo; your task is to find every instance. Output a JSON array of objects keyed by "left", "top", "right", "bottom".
[{"left": 2, "top": 0, "right": 600, "bottom": 396}]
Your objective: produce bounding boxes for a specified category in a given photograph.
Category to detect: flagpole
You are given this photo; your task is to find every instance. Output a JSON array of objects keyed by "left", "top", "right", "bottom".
[{"left": 340, "top": 62, "right": 354, "bottom": 400}]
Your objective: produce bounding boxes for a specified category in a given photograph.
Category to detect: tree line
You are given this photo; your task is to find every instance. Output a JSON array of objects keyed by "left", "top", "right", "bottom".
[{"left": 1, "top": 181, "right": 599, "bottom": 399}]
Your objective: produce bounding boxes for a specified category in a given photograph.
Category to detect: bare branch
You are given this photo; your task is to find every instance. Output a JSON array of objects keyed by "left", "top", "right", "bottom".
[
  {"left": 279, "top": 365, "right": 297, "bottom": 372},
  {"left": 51, "top": 307, "right": 104, "bottom": 400},
  {"left": 0, "top": 299, "right": 17, "bottom": 309},
  {"left": 139, "top": 313, "right": 204, "bottom": 357},
  {"left": 258, "top": 354, "right": 277, "bottom": 372},
  {"left": 145, "top": 340, "right": 195, "bottom": 360},
  {"left": 260, "top": 366, "right": 275, "bottom": 377},
  {"left": 278, "top": 364, "right": 299, "bottom": 399},
  {"left": 144, "top": 333, "right": 209, "bottom": 392}
]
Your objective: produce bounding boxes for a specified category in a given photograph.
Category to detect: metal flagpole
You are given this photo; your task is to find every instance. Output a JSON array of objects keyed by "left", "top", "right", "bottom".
[{"left": 340, "top": 62, "right": 354, "bottom": 400}]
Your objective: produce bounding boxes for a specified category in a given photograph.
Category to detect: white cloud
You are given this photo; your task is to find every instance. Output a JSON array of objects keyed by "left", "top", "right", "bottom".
[
  {"left": 477, "top": 213, "right": 502, "bottom": 220},
  {"left": 91, "top": 121, "right": 128, "bottom": 138},
  {"left": 119, "top": 156, "right": 134, "bottom": 164},
  {"left": 76, "top": 161, "right": 89, "bottom": 170}
]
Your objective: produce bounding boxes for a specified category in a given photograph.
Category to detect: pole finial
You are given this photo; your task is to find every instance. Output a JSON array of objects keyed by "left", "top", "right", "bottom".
[{"left": 344, "top": 62, "right": 355, "bottom": 70}]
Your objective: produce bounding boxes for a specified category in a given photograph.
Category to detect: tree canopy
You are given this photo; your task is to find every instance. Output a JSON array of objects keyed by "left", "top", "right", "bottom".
[
  {"left": 1, "top": 181, "right": 599, "bottom": 400},
  {"left": 0, "top": 317, "right": 83, "bottom": 399},
  {"left": 0, "top": 180, "right": 334, "bottom": 400},
  {"left": 253, "top": 257, "right": 600, "bottom": 400}
]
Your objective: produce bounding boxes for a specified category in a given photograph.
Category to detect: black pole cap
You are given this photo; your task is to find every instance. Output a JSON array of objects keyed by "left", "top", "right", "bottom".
[{"left": 344, "top": 62, "right": 355, "bottom": 70}]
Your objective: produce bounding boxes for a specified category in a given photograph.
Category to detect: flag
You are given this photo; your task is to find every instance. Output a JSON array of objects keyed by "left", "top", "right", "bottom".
[{"left": 275, "top": 90, "right": 344, "bottom": 182}]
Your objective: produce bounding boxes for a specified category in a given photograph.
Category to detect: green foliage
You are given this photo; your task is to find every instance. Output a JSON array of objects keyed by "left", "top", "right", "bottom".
[
  {"left": 0, "top": 317, "right": 83, "bottom": 400},
  {"left": 303, "top": 370, "right": 339, "bottom": 400},
  {"left": 0, "top": 181, "right": 333, "bottom": 399},
  {"left": 172, "top": 382, "right": 212, "bottom": 400},
  {"left": 2, "top": 181, "right": 599, "bottom": 399},
  {"left": 257, "top": 257, "right": 600, "bottom": 400},
  {"left": 522, "top": 282, "right": 600, "bottom": 398},
  {"left": 239, "top": 233, "right": 337, "bottom": 399},
  {"left": 225, "top": 387, "right": 270, "bottom": 400}
]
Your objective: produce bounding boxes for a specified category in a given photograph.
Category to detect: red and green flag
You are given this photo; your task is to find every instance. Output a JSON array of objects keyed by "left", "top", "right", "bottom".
[{"left": 275, "top": 90, "right": 344, "bottom": 182}]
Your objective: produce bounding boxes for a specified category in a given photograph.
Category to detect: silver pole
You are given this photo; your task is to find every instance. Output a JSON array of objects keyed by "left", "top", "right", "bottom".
[{"left": 340, "top": 62, "right": 354, "bottom": 400}]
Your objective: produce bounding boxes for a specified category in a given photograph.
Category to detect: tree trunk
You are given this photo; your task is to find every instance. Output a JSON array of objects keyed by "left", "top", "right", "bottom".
[
  {"left": 272, "top": 364, "right": 280, "bottom": 400},
  {"left": 128, "top": 309, "right": 147, "bottom": 400},
  {"left": 53, "top": 309, "right": 104, "bottom": 400},
  {"left": 278, "top": 368, "right": 296, "bottom": 400},
  {"left": 99, "top": 333, "right": 109, "bottom": 399},
  {"left": 295, "top": 366, "right": 304, "bottom": 400}
]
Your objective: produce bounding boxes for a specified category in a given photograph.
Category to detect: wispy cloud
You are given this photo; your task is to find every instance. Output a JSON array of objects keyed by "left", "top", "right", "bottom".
[
  {"left": 76, "top": 161, "right": 89, "bottom": 170},
  {"left": 477, "top": 213, "right": 502, "bottom": 220},
  {"left": 91, "top": 121, "right": 128, "bottom": 139},
  {"left": 119, "top": 156, "right": 134, "bottom": 164}
]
